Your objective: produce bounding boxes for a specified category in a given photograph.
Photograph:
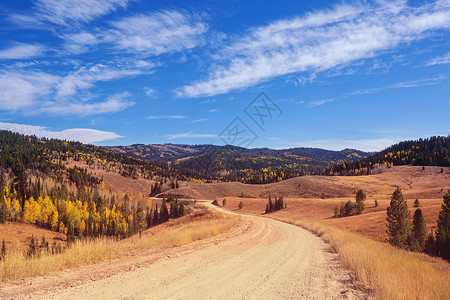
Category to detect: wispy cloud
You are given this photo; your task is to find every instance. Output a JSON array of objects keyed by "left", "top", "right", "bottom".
[
  {"left": 63, "top": 10, "right": 208, "bottom": 56},
  {"left": 209, "top": 109, "right": 219, "bottom": 112},
  {"left": 0, "top": 43, "right": 44, "bottom": 60},
  {"left": 0, "top": 64, "right": 144, "bottom": 116},
  {"left": 165, "top": 131, "right": 217, "bottom": 139},
  {"left": 144, "top": 87, "right": 156, "bottom": 97},
  {"left": 191, "top": 118, "right": 208, "bottom": 123},
  {"left": 307, "top": 75, "right": 447, "bottom": 106},
  {"left": 0, "top": 122, "right": 122, "bottom": 143},
  {"left": 178, "top": 0, "right": 450, "bottom": 97},
  {"left": 147, "top": 115, "right": 186, "bottom": 120},
  {"left": 56, "top": 63, "right": 150, "bottom": 97},
  {"left": 427, "top": 52, "right": 450, "bottom": 65},
  {"left": 11, "top": 0, "right": 129, "bottom": 28},
  {"left": 40, "top": 92, "right": 134, "bottom": 116},
  {"left": 0, "top": 70, "right": 59, "bottom": 110}
]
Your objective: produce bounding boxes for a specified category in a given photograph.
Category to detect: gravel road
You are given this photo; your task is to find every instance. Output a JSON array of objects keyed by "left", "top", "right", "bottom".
[{"left": 3, "top": 204, "right": 365, "bottom": 299}]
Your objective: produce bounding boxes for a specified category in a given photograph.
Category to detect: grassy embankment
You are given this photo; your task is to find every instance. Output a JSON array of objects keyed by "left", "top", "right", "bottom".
[
  {"left": 270, "top": 216, "right": 449, "bottom": 300},
  {"left": 0, "top": 206, "right": 239, "bottom": 281}
]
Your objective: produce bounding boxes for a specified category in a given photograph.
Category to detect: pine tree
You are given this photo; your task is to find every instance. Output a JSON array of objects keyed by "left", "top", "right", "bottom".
[
  {"left": 153, "top": 204, "right": 159, "bottom": 225},
  {"left": 135, "top": 202, "right": 146, "bottom": 237},
  {"left": 238, "top": 201, "right": 243, "bottom": 209},
  {"left": 355, "top": 189, "right": 366, "bottom": 214},
  {"left": 386, "top": 188, "right": 411, "bottom": 249},
  {"left": 179, "top": 202, "right": 186, "bottom": 217},
  {"left": 413, "top": 199, "right": 420, "bottom": 207},
  {"left": 435, "top": 190, "right": 450, "bottom": 260},
  {"left": 159, "top": 199, "right": 169, "bottom": 223},
  {"left": 411, "top": 208, "right": 427, "bottom": 252}
]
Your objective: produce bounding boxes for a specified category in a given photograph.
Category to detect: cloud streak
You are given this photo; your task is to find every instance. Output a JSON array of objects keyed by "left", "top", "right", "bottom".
[
  {"left": 427, "top": 52, "right": 450, "bottom": 65},
  {"left": 63, "top": 10, "right": 207, "bottom": 56},
  {"left": 0, "top": 122, "right": 122, "bottom": 144},
  {"left": 147, "top": 115, "right": 186, "bottom": 120},
  {"left": 178, "top": 0, "right": 450, "bottom": 97},
  {"left": 0, "top": 43, "right": 44, "bottom": 60},
  {"left": 12, "top": 0, "right": 129, "bottom": 28}
]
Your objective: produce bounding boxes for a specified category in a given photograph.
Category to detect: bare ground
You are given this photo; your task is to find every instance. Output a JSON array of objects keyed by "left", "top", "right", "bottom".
[{"left": 1, "top": 204, "right": 367, "bottom": 299}]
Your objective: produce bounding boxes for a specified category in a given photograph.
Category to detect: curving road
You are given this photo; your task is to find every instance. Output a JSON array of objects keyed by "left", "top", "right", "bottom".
[{"left": 4, "top": 203, "right": 364, "bottom": 299}]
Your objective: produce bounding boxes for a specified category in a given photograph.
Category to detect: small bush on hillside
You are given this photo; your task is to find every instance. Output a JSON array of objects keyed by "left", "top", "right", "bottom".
[
  {"left": 413, "top": 199, "right": 420, "bottom": 207},
  {"left": 238, "top": 201, "right": 244, "bottom": 209}
]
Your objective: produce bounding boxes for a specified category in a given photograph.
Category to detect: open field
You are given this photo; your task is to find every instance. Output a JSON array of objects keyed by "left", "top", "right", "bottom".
[
  {"left": 0, "top": 223, "right": 66, "bottom": 253},
  {"left": 166, "top": 165, "right": 450, "bottom": 200}
]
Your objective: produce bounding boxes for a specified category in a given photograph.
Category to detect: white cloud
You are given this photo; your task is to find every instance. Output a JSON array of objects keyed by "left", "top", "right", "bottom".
[
  {"left": 0, "top": 70, "right": 59, "bottom": 110},
  {"left": 56, "top": 63, "right": 149, "bottom": 97},
  {"left": 191, "top": 118, "right": 208, "bottom": 123},
  {"left": 178, "top": 0, "right": 450, "bottom": 97},
  {"left": 144, "top": 87, "right": 156, "bottom": 97},
  {"left": 40, "top": 92, "right": 134, "bottom": 116},
  {"left": 165, "top": 132, "right": 217, "bottom": 139},
  {"left": 307, "top": 75, "right": 447, "bottom": 106},
  {"left": 14, "top": 0, "right": 129, "bottom": 27},
  {"left": 209, "top": 109, "right": 219, "bottom": 113},
  {"left": 0, "top": 43, "right": 44, "bottom": 60},
  {"left": 0, "top": 122, "right": 122, "bottom": 144},
  {"left": 427, "top": 52, "right": 450, "bottom": 65},
  {"left": 147, "top": 115, "right": 186, "bottom": 120},
  {"left": 99, "top": 10, "right": 207, "bottom": 56},
  {"left": 0, "top": 66, "right": 138, "bottom": 115}
]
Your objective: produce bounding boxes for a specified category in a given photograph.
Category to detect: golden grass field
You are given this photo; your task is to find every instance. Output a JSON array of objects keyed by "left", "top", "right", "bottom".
[{"left": 0, "top": 205, "right": 239, "bottom": 281}]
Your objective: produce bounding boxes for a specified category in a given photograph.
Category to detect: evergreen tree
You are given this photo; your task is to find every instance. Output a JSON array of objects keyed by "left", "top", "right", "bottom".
[
  {"left": 411, "top": 208, "right": 427, "bottom": 252},
  {"left": 179, "top": 202, "right": 186, "bottom": 217},
  {"left": 355, "top": 189, "right": 366, "bottom": 214},
  {"left": 435, "top": 190, "right": 450, "bottom": 260},
  {"left": 413, "top": 199, "right": 420, "bottom": 208},
  {"left": 153, "top": 204, "right": 159, "bottom": 225},
  {"left": 374, "top": 199, "right": 378, "bottom": 207},
  {"left": 160, "top": 199, "right": 169, "bottom": 222},
  {"left": 135, "top": 202, "right": 146, "bottom": 237},
  {"left": 386, "top": 188, "right": 411, "bottom": 249},
  {"left": 238, "top": 201, "right": 244, "bottom": 209}
]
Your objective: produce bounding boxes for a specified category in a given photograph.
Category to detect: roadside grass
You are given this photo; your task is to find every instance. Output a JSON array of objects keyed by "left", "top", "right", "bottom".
[
  {"left": 270, "top": 216, "right": 450, "bottom": 300},
  {"left": 0, "top": 206, "right": 239, "bottom": 281}
]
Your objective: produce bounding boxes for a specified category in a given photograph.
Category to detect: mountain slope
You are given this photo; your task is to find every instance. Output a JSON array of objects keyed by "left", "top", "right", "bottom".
[{"left": 109, "top": 144, "right": 372, "bottom": 183}]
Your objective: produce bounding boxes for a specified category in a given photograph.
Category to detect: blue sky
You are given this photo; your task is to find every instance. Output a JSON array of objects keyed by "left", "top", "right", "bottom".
[{"left": 0, "top": 0, "right": 449, "bottom": 151}]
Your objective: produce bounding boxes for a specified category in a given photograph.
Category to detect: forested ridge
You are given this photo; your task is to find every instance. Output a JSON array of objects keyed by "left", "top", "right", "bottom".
[
  {"left": 111, "top": 143, "right": 371, "bottom": 184},
  {"left": 321, "top": 136, "right": 450, "bottom": 176},
  {"left": 0, "top": 130, "right": 186, "bottom": 249}
]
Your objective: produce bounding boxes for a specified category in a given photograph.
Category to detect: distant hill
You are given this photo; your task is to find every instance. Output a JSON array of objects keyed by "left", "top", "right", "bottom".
[
  {"left": 323, "top": 136, "right": 450, "bottom": 175},
  {"left": 109, "top": 144, "right": 372, "bottom": 183}
]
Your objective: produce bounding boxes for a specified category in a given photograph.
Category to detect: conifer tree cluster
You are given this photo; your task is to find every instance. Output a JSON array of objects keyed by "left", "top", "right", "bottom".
[
  {"left": 385, "top": 188, "right": 449, "bottom": 259},
  {"left": 335, "top": 189, "right": 366, "bottom": 217},
  {"left": 265, "top": 195, "right": 285, "bottom": 213}
]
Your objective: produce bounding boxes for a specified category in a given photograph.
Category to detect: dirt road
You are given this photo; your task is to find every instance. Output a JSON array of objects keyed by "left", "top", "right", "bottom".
[{"left": 3, "top": 204, "right": 365, "bottom": 299}]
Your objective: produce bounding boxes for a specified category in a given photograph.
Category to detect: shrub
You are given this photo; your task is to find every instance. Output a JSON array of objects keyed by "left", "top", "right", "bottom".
[
  {"left": 413, "top": 199, "right": 420, "bottom": 207},
  {"left": 238, "top": 201, "right": 243, "bottom": 210}
]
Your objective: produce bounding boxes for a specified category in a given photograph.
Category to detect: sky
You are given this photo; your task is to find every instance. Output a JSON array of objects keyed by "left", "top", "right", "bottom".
[{"left": 0, "top": 0, "right": 449, "bottom": 152}]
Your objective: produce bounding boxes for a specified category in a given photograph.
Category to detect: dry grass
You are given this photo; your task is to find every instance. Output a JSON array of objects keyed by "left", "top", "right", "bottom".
[
  {"left": 0, "top": 206, "right": 239, "bottom": 281},
  {"left": 270, "top": 216, "right": 450, "bottom": 300}
]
